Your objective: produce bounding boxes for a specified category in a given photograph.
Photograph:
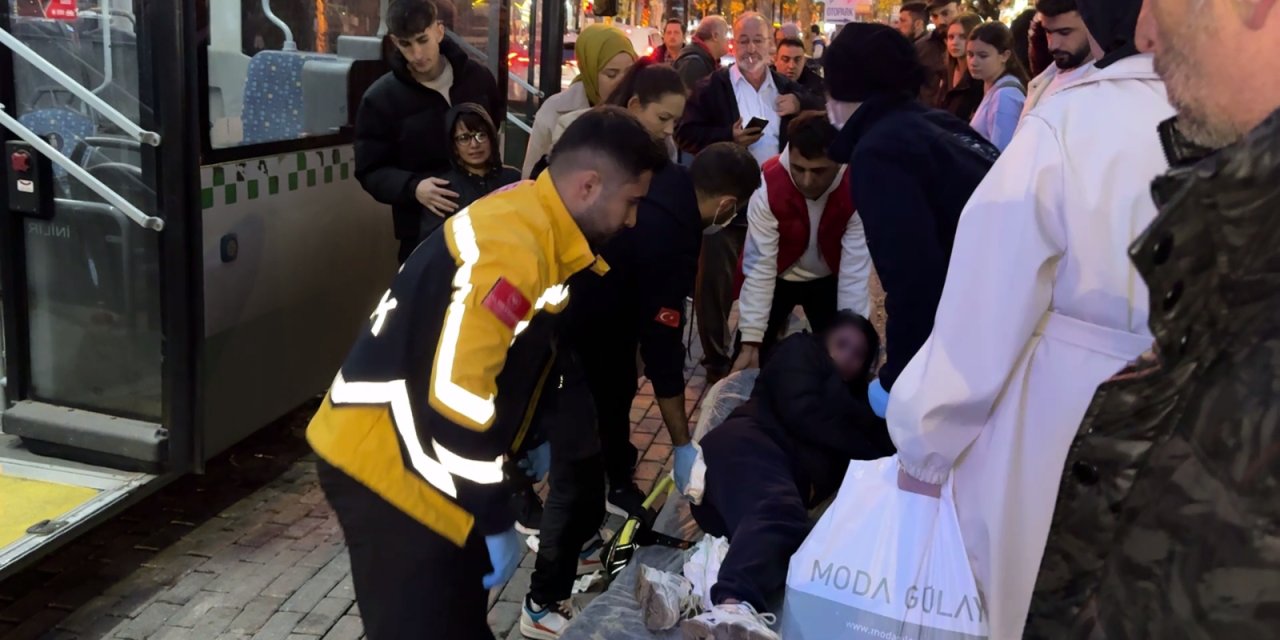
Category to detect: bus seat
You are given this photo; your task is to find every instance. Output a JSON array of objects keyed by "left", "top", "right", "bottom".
[
  {"left": 301, "top": 57, "right": 356, "bottom": 137},
  {"left": 241, "top": 50, "right": 333, "bottom": 145},
  {"left": 18, "top": 108, "right": 96, "bottom": 188},
  {"left": 336, "top": 35, "right": 383, "bottom": 61}
]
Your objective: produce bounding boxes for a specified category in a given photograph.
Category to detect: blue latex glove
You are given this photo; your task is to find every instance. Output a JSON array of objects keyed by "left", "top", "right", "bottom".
[
  {"left": 481, "top": 527, "right": 521, "bottom": 589},
  {"left": 673, "top": 443, "right": 697, "bottom": 494},
  {"left": 516, "top": 442, "right": 551, "bottom": 482},
  {"left": 868, "top": 378, "right": 890, "bottom": 418}
]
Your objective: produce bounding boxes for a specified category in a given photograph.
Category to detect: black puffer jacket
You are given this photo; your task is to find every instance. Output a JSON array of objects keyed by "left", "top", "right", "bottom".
[
  {"left": 1027, "top": 109, "right": 1280, "bottom": 639},
  {"left": 707, "top": 333, "right": 895, "bottom": 507},
  {"left": 420, "top": 103, "right": 521, "bottom": 239},
  {"left": 354, "top": 38, "right": 503, "bottom": 241}
]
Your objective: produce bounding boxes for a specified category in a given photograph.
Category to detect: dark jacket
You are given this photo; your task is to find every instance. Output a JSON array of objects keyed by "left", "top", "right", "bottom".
[
  {"left": 1026, "top": 111, "right": 1280, "bottom": 640},
  {"left": 829, "top": 95, "right": 996, "bottom": 390},
  {"left": 703, "top": 333, "right": 894, "bottom": 507},
  {"left": 674, "top": 39, "right": 718, "bottom": 90},
  {"left": 354, "top": 38, "right": 503, "bottom": 241},
  {"left": 563, "top": 163, "right": 701, "bottom": 399},
  {"left": 794, "top": 65, "right": 825, "bottom": 104},
  {"left": 648, "top": 43, "right": 683, "bottom": 64},
  {"left": 421, "top": 104, "right": 521, "bottom": 239},
  {"left": 936, "top": 69, "right": 985, "bottom": 123},
  {"left": 915, "top": 31, "right": 947, "bottom": 107},
  {"left": 675, "top": 66, "right": 825, "bottom": 156}
]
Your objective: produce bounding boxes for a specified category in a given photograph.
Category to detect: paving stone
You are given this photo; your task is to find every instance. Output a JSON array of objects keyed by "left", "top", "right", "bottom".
[
  {"left": 205, "top": 560, "right": 276, "bottom": 596},
  {"left": 53, "top": 594, "right": 122, "bottom": 633},
  {"left": 297, "top": 541, "right": 344, "bottom": 569},
  {"left": 327, "top": 576, "right": 355, "bottom": 601},
  {"left": 643, "top": 443, "right": 673, "bottom": 463},
  {"left": 292, "top": 596, "right": 352, "bottom": 636},
  {"left": 487, "top": 601, "right": 522, "bottom": 637},
  {"left": 629, "top": 430, "right": 655, "bottom": 452},
  {"left": 278, "top": 558, "right": 345, "bottom": 614},
  {"left": 227, "top": 595, "right": 286, "bottom": 635},
  {"left": 249, "top": 610, "right": 304, "bottom": 640},
  {"left": 634, "top": 460, "right": 665, "bottom": 483},
  {"left": 269, "top": 503, "right": 314, "bottom": 528},
  {"left": 320, "top": 615, "right": 363, "bottom": 640},
  {"left": 184, "top": 605, "right": 241, "bottom": 636},
  {"left": 635, "top": 417, "right": 663, "bottom": 435},
  {"left": 112, "top": 601, "right": 182, "bottom": 639},
  {"left": 262, "top": 564, "right": 322, "bottom": 599},
  {"left": 155, "top": 569, "right": 217, "bottom": 606},
  {"left": 497, "top": 566, "right": 532, "bottom": 604}
]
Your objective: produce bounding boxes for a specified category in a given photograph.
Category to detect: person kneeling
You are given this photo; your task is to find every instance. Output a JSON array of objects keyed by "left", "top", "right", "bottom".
[{"left": 643, "top": 313, "right": 895, "bottom": 639}]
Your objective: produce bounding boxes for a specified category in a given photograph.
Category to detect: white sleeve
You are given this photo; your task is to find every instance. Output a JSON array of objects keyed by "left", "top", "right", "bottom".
[
  {"left": 837, "top": 211, "right": 872, "bottom": 319},
  {"left": 737, "top": 181, "right": 779, "bottom": 344},
  {"left": 888, "top": 116, "right": 1068, "bottom": 485},
  {"left": 522, "top": 101, "right": 557, "bottom": 178}
]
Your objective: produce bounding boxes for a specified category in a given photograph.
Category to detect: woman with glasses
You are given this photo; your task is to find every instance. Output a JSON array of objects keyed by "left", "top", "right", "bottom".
[{"left": 419, "top": 102, "right": 521, "bottom": 240}]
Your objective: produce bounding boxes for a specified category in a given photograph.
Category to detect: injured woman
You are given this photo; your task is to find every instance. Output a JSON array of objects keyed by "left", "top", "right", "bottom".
[{"left": 638, "top": 312, "right": 896, "bottom": 640}]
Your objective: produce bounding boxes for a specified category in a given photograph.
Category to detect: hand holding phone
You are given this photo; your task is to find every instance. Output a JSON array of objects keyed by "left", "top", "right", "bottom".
[{"left": 745, "top": 117, "right": 769, "bottom": 132}]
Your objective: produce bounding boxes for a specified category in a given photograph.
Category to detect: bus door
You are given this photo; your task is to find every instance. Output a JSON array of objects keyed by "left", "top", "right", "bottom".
[{"left": 0, "top": 0, "right": 198, "bottom": 578}]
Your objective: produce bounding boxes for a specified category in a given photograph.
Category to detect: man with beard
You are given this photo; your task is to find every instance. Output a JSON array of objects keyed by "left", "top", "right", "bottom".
[
  {"left": 885, "top": 0, "right": 1173, "bottom": 637},
  {"left": 900, "top": 3, "right": 945, "bottom": 106},
  {"left": 307, "top": 108, "right": 666, "bottom": 639},
  {"left": 677, "top": 12, "right": 823, "bottom": 384},
  {"left": 1028, "top": 0, "right": 1280, "bottom": 636},
  {"left": 1021, "top": 0, "right": 1096, "bottom": 118}
]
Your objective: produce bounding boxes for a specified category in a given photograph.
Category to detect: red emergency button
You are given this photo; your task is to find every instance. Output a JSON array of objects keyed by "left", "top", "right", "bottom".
[{"left": 10, "top": 150, "right": 31, "bottom": 173}]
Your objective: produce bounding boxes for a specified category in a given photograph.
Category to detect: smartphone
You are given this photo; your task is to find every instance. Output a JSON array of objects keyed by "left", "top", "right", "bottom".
[{"left": 745, "top": 117, "right": 769, "bottom": 132}]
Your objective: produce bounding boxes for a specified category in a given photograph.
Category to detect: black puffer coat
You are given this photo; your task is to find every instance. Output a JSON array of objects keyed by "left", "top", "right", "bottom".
[
  {"left": 1027, "top": 109, "right": 1280, "bottom": 638},
  {"left": 704, "top": 333, "right": 895, "bottom": 507}
]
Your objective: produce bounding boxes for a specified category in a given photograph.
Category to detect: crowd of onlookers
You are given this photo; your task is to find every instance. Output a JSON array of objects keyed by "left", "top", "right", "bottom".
[{"left": 328, "top": 0, "right": 1280, "bottom": 637}]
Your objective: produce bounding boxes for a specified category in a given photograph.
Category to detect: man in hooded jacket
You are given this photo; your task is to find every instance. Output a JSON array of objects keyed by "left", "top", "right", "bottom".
[
  {"left": 883, "top": 1, "right": 1173, "bottom": 637},
  {"left": 353, "top": 0, "right": 503, "bottom": 264},
  {"left": 1028, "top": 0, "right": 1280, "bottom": 636}
]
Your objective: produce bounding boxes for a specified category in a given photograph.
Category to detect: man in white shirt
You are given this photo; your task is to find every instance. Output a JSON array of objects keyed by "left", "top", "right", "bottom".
[
  {"left": 675, "top": 11, "right": 824, "bottom": 383},
  {"left": 732, "top": 113, "right": 871, "bottom": 371}
]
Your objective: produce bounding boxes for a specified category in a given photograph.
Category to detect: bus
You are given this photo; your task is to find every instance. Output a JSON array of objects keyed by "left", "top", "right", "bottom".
[{"left": 0, "top": 0, "right": 579, "bottom": 579}]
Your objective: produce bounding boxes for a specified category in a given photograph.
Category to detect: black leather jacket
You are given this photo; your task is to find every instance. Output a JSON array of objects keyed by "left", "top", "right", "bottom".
[{"left": 1028, "top": 109, "right": 1280, "bottom": 638}]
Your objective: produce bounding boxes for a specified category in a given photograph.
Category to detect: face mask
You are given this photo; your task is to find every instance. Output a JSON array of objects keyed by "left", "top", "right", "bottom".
[{"left": 703, "top": 202, "right": 737, "bottom": 235}]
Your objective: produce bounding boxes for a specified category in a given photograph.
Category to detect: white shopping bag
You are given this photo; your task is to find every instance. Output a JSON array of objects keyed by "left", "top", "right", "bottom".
[{"left": 783, "top": 456, "right": 988, "bottom": 640}]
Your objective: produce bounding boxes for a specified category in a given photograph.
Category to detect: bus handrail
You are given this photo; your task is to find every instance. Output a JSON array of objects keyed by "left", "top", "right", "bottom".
[
  {"left": 0, "top": 105, "right": 164, "bottom": 232},
  {"left": 0, "top": 27, "right": 160, "bottom": 147},
  {"left": 445, "top": 31, "right": 544, "bottom": 99},
  {"left": 506, "top": 112, "right": 532, "bottom": 134}
]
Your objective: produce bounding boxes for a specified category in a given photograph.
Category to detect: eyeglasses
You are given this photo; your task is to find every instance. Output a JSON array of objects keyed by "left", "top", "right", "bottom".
[{"left": 454, "top": 131, "right": 489, "bottom": 146}]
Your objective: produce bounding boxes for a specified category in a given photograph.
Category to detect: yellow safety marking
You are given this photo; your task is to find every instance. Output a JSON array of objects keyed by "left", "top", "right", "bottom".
[{"left": 0, "top": 475, "right": 99, "bottom": 549}]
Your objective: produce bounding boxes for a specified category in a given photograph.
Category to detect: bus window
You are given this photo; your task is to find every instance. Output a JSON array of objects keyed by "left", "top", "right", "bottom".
[{"left": 206, "top": 0, "right": 382, "bottom": 149}]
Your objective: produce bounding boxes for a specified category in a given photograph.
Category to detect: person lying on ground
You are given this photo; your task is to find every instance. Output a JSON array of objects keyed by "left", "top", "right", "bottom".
[{"left": 637, "top": 312, "right": 896, "bottom": 640}]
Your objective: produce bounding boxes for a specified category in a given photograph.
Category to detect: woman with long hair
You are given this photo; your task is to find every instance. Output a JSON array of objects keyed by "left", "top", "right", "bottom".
[
  {"left": 966, "top": 22, "right": 1030, "bottom": 150},
  {"left": 604, "top": 58, "right": 687, "bottom": 159},
  {"left": 521, "top": 23, "right": 636, "bottom": 177},
  {"left": 936, "top": 13, "right": 985, "bottom": 121}
]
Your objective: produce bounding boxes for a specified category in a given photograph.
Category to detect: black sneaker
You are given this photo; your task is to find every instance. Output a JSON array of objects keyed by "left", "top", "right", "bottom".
[
  {"left": 513, "top": 484, "right": 544, "bottom": 535},
  {"left": 606, "top": 484, "right": 647, "bottom": 519}
]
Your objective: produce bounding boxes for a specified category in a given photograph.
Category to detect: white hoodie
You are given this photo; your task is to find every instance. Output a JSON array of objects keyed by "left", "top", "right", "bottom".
[{"left": 738, "top": 148, "right": 872, "bottom": 343}]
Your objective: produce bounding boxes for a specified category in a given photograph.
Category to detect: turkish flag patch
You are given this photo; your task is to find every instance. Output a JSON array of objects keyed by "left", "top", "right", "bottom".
[
  {"left": 655, "top": 307, "right": 681, "bottom": 328},
  {"left": 482, "top": 278, "right": 532, "bottom": 330}
]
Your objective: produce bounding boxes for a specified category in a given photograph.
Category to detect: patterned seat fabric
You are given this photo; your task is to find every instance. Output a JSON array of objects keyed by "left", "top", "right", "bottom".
[
  {"left": 241, "top": 50, "right": 332, "bottom": 145},
  {"left": 19, "top": 108, "right": 96, "bottom": 182}
]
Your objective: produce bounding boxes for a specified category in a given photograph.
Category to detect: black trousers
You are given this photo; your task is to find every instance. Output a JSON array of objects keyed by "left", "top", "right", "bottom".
[
  {"left": 695, "top": 225, "right": 748, "bottom": 375},
  {"left": 689, "top": 427, "right": 809, "bottom": 613},
  {"left": 758, "top": 276, "right": 839, "bottom": 356},
  {"left": 317, "top": 460, "right": 494, "bottom": 640},
  {"left": 528, "top": 354, "right": 607, "bottom": 605},
  {"left": 580, "top": 344, "right": 640, "bottom": 490}
]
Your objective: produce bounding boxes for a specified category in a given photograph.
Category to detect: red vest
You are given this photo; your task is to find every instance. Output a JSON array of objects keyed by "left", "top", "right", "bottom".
[{"left": 735, "top": 156, "right": 855, "bottom": 296}]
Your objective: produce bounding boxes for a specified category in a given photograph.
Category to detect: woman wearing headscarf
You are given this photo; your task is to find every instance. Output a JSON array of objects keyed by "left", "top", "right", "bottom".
[{"left": 521, "top": 24, "right": 637, "bottom": 177}]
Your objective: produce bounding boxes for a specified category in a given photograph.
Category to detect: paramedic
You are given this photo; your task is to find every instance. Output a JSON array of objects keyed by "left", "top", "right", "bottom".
[{"left": 306, "top": 108, "right": 668, "bottom": 640}]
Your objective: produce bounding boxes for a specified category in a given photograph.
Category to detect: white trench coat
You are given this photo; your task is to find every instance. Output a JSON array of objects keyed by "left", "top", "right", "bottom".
[{"left": 886, "top": 54, "right": 1175, "bottom": 639}]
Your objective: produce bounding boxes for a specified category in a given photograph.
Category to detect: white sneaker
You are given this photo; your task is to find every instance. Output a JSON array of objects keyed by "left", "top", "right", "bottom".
[
  {"left": 520, "top": 597, "right": 578, "bottom": 640},
  {"left": 635, "top": 565, "right": 700, "bottom": 631},
  {"left": 680, "top": 602, "right": 779, "bottom": 640}
]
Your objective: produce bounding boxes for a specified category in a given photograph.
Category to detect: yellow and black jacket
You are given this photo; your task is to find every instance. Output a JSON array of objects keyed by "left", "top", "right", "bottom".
[{"left": 307, "top": 174, "right": 605, "bottom": 546}]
